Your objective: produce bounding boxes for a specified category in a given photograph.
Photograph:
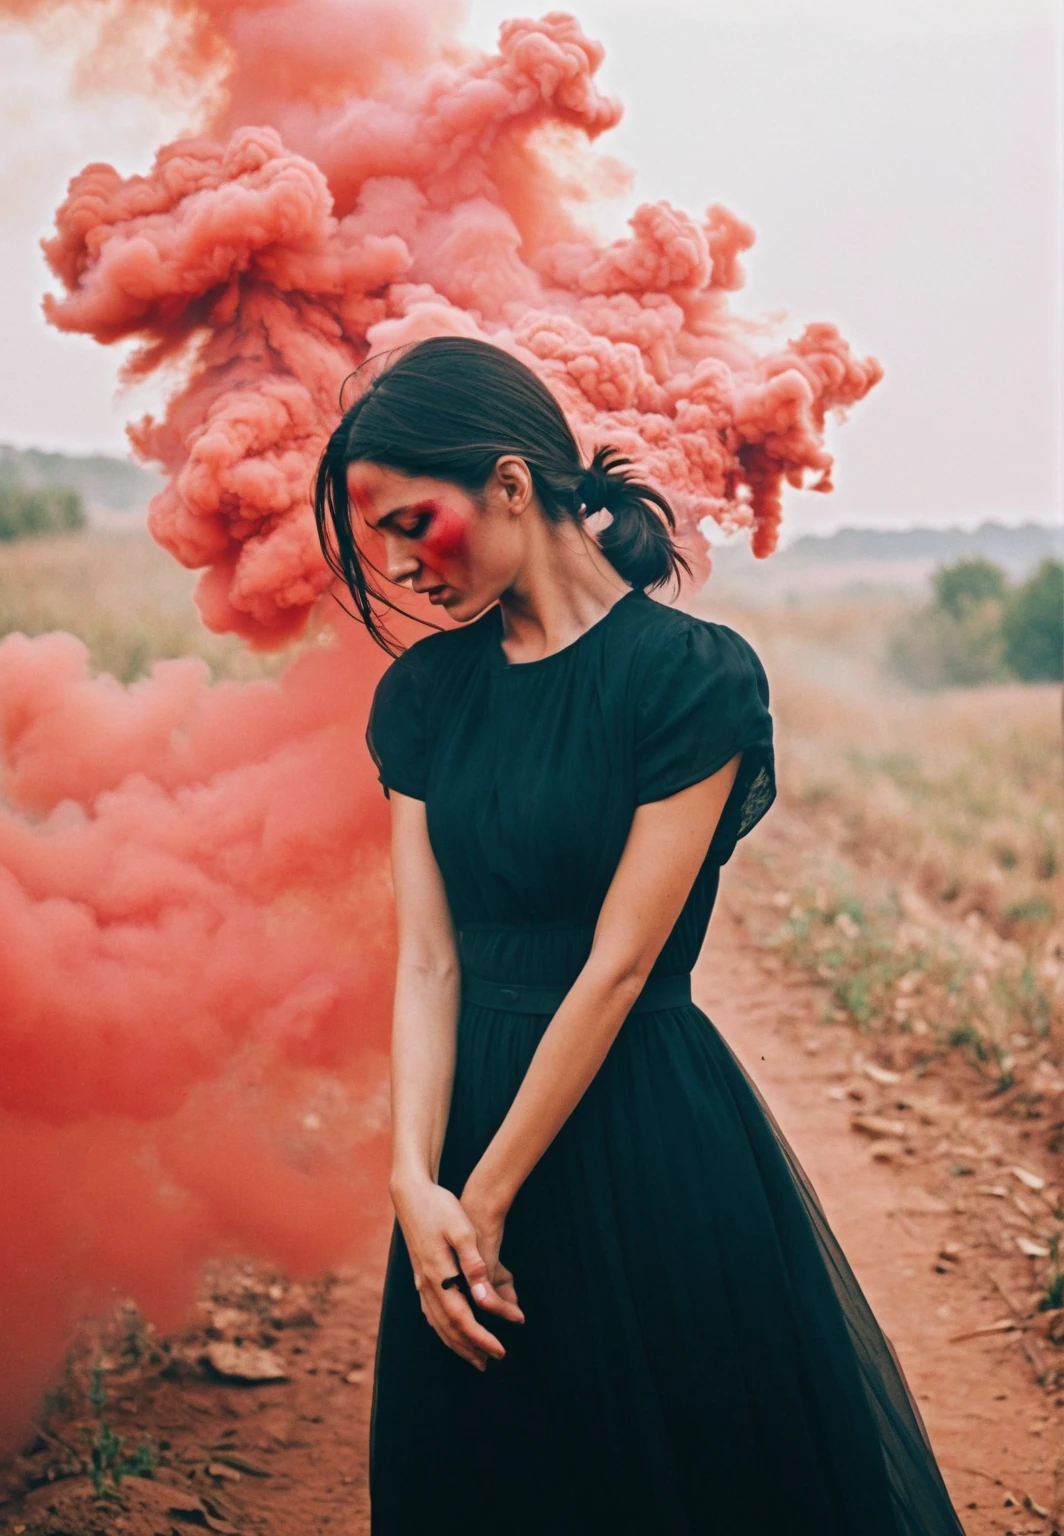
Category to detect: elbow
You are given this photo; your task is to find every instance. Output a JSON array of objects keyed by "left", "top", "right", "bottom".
[
  {"left": 395, "top": 951, "right": 460, "bottom": 990},
  {"left": 586, "top": 957, "right": 653, "bottom": 1012}
]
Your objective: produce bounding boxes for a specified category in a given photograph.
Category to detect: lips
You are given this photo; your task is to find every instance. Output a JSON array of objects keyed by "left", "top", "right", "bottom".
[{"left": 426, "top": 587, "right": 449, "bottom": 604}]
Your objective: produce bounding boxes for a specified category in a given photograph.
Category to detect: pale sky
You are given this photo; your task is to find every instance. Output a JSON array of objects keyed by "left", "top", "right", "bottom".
[{"left": 0, "top": 0, "right": 1060, "bottom": 537}]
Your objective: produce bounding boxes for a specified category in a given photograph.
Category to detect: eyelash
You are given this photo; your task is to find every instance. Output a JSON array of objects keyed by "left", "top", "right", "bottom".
[{"left": 400, "top": 513, "right": 432, "bottom": 540}]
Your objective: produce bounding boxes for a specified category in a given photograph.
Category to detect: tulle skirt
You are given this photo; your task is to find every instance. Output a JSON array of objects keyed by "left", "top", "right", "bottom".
[{"left": 368, "top": 985, "right": 965, "bottom": 1535}]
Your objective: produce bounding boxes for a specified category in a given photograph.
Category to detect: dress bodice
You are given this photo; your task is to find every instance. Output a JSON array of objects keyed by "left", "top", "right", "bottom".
[{"left": 366, "top": 587, "right": 775, "bottom": 986}]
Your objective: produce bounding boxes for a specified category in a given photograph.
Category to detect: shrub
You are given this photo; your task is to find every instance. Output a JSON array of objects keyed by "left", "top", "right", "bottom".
[
  {"left": 889, "top": 554, "right": 1062, "bottom": 689},
  {"left": 888, "top": 592, "right": 1005, "bottom": 689},
  {"left": 1000, "top": 558, "right": 1064, "bottom": 682},
  {"left": 932, "top": 557, "right": 1008, "bottom": 617},
  {"left": 0, "top": 481, "right": 86, "bottom": 540}
]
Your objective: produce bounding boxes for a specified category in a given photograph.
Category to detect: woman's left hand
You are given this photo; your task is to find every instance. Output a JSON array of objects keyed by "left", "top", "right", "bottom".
[{"left": 460, "top": 1177, "right": 525, "bottom": 1325}]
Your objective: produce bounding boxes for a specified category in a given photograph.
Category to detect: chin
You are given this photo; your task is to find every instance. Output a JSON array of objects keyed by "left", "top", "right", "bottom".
[{"left": 440, "top": 591, "right": 493, "bottom": 623}]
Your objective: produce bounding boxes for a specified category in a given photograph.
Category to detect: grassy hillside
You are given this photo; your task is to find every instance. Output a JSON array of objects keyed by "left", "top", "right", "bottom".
[
  {"left": 697, "top": 589, "right": 1062, "bottom": 1079},
  {"left": 710, "top": 520, "right": 1062, "bottom": 600},
  {"left": 0, "top": 530, "right": 287, "bottom": 682},
  {"left": 0, "top": 445, "right": 164, "bottom": 513}
]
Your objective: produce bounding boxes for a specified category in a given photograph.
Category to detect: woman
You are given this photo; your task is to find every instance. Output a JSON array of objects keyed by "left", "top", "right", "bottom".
[{"left": 314, "top": 337, "right": 964, "bottom": 1535}]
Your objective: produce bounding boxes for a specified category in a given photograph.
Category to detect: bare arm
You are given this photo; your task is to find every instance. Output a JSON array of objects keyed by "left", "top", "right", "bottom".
[
  {"left": 386, "top": 790, "right": 460, "bottom": 1192},
  {"left": 386, "top": 791, "right": 525, "bottom": 1371},
  {"left": 461, "top": 754, "right": 742, "bottom": 1220}
]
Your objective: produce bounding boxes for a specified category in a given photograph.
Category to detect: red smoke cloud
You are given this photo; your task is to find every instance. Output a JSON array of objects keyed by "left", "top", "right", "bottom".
[
  {"left": 0, "top": 0, "right": 881, "bottom": 1440},
  {"left": 36, "top": 3, "right": 882, "bottom": 641},
  {"left": 0, "top": 620, "right": 401, "bottom": 1435}
]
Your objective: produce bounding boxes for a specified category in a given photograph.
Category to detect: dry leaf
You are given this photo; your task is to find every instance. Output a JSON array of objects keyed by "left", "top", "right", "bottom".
[
  {"left": 1010, "top": 1166, "right": 1046, "bottom": 1192},
  {"left": 861, "top": 1062, "right": 903, "bottom": 1086},
  {"left": 949, "top": 1318, "right": 1024, "bottom": 1343},
  {"left": 206, "top": 1462, "right": 242, "bottom": 1482},
  {"left": 167, "top": 1495, "right": 239, "bottom": 1534},
  {"left": 203, "top": 1342, "right": 289, "bottom": 1383},
  {"left": 851, "top": 1115, "right": 908, "bottom": 1140},
  {"left": 166, "top": 1495, "right": 206, "bottom": 1516},
  {"left": 1015, "top": 1237, "right": 1051, "bottom": 1258},
  {"left": 211, "top": 1453, "right": 272, "bottom": 1478}
]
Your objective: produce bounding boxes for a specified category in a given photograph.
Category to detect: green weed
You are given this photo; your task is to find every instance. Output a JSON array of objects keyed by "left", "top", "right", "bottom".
[{"left": 83, "top": 1360, "right": 156, "bottom": 1499}]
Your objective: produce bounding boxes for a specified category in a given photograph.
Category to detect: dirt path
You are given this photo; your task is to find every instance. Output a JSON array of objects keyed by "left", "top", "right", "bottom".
[
  {"left": 699, "top": 894, "right": 1061, "bottom": 1536},
  {"left": 1, "top": 870, "right": 1060, "bottom": 1535}
]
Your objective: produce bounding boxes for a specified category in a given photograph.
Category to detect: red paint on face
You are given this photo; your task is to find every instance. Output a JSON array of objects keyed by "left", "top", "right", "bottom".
[
  {"left": 417, "top": 502, "right": 469, "bottom": 563},
  {"left": 403, "top": 500, "right": 472, "bottom": 592}
]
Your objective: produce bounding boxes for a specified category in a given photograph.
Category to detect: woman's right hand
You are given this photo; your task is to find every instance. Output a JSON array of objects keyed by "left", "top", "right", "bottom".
[{"left": 390, "top": 1176, "right": 519, "bottom": 1370}]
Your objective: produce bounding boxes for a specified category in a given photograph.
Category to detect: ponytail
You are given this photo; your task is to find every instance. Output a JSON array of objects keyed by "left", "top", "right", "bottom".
[{"left": 577, "top": 445, "right": 690, "bottom": 593}]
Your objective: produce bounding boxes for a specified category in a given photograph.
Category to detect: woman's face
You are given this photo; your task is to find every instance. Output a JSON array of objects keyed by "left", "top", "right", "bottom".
[{"left": 345, "top": 460, "right": 525, "bottom": 622}]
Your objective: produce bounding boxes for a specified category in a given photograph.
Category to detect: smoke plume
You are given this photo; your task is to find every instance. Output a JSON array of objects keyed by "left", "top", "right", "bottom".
[{"left": 0, "top": 0, "right": 881, "bottom": 1439}]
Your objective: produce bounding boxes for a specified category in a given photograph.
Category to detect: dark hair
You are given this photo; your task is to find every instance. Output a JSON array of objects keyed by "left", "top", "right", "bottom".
[{"left": 313, "top": 335, "right": 691, "bottom": 655}]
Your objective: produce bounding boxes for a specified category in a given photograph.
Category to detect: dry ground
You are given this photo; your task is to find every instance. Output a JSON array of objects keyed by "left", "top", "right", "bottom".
[
  {"left": 1, "top": 538, "right": 1059, "bottom": 1533},
  {"left": 0, "top": 827, "right": 1059, "bottom": 1535}
]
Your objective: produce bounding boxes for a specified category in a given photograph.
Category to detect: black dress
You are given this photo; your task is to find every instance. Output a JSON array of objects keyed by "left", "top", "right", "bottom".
[{"left": 364, "top": 586, "right": 964, "bottom": 1536}]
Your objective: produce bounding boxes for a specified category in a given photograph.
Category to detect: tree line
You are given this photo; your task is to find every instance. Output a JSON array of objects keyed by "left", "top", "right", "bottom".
[
  {"left": 890, "top": 556, "right": 1063, "bottom": 687},
  {"left": 0, "top": 481, "right": 86, "bottom": 541}
]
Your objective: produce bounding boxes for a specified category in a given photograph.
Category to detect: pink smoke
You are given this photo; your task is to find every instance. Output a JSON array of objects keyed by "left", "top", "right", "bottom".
[
  {"left": 0, "top": 618, "right": 407, "bottom": 1434},
  {"left": 38, "top": 5, "right": 881, "bottom": 641},
  {"left": 0, "top": 0, "right": 881, "bottom": 1441}
]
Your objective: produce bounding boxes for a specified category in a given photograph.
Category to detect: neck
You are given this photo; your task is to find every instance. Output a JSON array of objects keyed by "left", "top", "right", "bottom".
[{"left": 497, "top": 518, "right": 631, "bottom": 664}]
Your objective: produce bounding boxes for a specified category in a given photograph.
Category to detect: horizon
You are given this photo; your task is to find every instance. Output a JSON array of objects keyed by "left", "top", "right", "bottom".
[
  {"left": 3, "top": 439, "right": 1059, "bottom": 548},
  {"left": 4, "top": 436, "right": 1056, "bottom": 549}
]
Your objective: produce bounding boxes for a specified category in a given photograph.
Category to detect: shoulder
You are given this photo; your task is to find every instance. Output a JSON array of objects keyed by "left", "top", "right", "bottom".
[
  {"left": 367, "top": 617, "right": 492, "bottom": 798},
  {"left": 623, "top": 594, "right": 775, "bottom": 819},
  {"left": 372, "top": 605, "right": 496, "bottom": 702},
  {"left": 620, "top": 593, "right": 770, "bottom": 707}
]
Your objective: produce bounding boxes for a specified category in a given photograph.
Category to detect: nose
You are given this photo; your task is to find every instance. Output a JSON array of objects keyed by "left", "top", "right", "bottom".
[{"left": 384, "top": 540, "right": 420, "bottom": 585}]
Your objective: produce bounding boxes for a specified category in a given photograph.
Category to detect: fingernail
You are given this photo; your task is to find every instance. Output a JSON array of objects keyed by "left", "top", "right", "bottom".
[{"left": 473, "top": 1283, "right": 487, "bottom": 1302}]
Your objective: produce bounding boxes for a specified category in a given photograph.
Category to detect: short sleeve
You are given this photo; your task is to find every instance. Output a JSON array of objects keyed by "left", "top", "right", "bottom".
[
  {"left": 365, "top": 650, "right": 431, "bottom": 800},
  {"left": 634, "top": 621, "right": 776, "bottom": 863}
]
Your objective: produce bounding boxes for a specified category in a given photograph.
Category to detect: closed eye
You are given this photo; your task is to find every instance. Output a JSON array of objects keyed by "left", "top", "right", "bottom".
[{"left": 400, "top": 513, "right": 432, "bottom": 540}]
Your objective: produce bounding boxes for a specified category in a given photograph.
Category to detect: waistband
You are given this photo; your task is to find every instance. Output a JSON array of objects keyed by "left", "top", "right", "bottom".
[{"left": 461, "top": 972, "right": 692, "bottom": 1016}]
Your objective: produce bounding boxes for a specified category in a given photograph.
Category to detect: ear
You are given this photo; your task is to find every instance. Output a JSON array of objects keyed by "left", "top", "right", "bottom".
[{"left": 491, "top": 455, "right": 534, "bottom": 516}]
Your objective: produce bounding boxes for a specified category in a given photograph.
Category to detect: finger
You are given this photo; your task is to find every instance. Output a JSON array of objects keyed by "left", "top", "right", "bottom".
[
  {"left": 437, "top": 1287, "right": 507, "bottom": 1358},
  {"left": 420, "top": 1245, "right": 505, "bottom": 1356},
  {"left": 422, "top": 1287, "right": 492, "bottom": 1359},
  {"left": 450, "top": 1231, "right": 525, "bottom": 1323},
  {"left": 422, "top": 1298, "right": 490, "bottom": 1370},
  {"left": 450, "top": 1229, "right": 501, "bottom": 1311},
  {"left": 444, "top": 1326, "right": 490, "bottom": 1371},
  {"left": 476, "top": 1261, "right": 525, "bottom": 1324},
  {"left": 491, "top": 1265, "right": 525, "bottom": 1321}
]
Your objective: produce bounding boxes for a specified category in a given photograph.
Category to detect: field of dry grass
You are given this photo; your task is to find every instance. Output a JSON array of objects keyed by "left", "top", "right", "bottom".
[
  {"left": 4, "top": 531, "right": 1060, "bottom": 1078},
  {"left": 698, "top": 591, "right": 1063, "bottom": 1087},
  {"left": 0, "top": 529, "right": 287, "bottom": 683}
]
